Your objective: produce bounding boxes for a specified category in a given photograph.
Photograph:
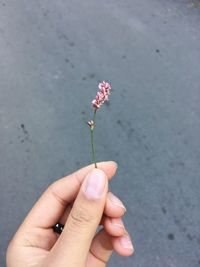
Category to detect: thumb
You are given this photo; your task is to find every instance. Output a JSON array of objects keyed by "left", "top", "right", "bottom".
[{"left": 48, "top": 168, "right": 108, "bottom": 267}]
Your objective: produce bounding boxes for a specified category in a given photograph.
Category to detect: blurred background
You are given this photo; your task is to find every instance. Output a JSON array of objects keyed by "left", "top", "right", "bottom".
[{"left": 0, "top": 1, "right": 200, "bottom": 266}]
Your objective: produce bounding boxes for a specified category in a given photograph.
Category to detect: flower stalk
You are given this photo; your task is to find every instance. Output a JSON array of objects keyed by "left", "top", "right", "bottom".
[
  {"left": 90, "top": 109, "right": 97, "bottom": 168},
  {"left": 87, "top": 81, "right": 111, "bottom": 168}
]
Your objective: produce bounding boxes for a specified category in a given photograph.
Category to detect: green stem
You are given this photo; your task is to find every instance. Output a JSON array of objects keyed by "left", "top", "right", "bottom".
[{"left": 90, "top": 109, "right": 97, "bottom": 168}]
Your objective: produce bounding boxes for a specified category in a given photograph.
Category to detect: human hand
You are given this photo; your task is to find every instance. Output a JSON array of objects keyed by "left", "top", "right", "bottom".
[{"left": 6, "top": 161, "right": 134, "bottom": 267}]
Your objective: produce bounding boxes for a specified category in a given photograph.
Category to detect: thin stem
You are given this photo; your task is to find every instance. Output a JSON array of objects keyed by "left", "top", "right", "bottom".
[{"left": 90, "top": 109, "right": 97, "bottom": 168}]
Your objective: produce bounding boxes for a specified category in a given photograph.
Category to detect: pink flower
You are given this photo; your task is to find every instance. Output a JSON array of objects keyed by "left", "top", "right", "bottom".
[{"left": 92, "top": 81, "right": 111, "bottom": 109}]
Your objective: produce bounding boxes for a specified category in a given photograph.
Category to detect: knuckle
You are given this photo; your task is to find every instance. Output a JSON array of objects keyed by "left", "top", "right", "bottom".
[
  {"left": 48, "top": 182, "right": 68, "bottom": 207},
  {"left": 70, "top": 206, "right": 96, "bottom": 227}
]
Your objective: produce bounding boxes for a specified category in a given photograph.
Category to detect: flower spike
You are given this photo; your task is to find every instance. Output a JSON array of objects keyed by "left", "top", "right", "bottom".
[{"left": 88, "top": 81, "right": 112, "bottom": 168}]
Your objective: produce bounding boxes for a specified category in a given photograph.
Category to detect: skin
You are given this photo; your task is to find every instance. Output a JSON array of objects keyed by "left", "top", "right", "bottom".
[{"left": 6, "top": 161, "right": 134, "bottom": 267}]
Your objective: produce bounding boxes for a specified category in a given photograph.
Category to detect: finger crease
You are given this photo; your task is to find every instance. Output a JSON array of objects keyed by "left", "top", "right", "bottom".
[
  {"left": 51, "top": 189, "right": 69, "bottom": 207},
  {"left": 89, "top": 248, "right": 108, "bottom": 264},
  {"left": 73, "top": 172, "right": 82, "bottom": 186}
]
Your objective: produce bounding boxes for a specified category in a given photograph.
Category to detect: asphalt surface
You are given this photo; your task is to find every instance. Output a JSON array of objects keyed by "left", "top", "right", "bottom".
[{"left": 1, "top": 1, "right": 200, "bottom": 266}]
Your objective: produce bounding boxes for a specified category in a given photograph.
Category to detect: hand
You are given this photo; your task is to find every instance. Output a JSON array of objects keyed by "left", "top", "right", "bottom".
[{"left": 6, "top": 161, "right": 134, "bottom": 267}]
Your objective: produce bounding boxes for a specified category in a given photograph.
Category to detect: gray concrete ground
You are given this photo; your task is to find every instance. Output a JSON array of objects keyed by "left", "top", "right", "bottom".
[{"left": 1, "top": 0, "right": 200, "bottom": 266}]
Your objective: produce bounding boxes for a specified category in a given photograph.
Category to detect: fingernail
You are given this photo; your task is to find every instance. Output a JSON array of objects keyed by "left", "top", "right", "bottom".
[
  {"left": 119, "top": 234, "right": 134, "bottom": 250},
  {"left": 84, "top": 169, "right": 106, "bottom": 199},
  {"left": 112, "top": 161, "right": 118, "bottom": 169},
  {"left": 111, "top": 218, "right": 125, "bottom": 229},
  {"left": 102, "top": 161, "right": 118, "bottom": 169},
  {"left": 108, "top": 192, "right": 126, "bottom": 211}
]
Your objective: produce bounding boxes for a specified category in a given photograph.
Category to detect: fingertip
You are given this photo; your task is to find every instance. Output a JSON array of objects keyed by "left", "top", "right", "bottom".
[
  {"left": 104, "top": 217, "right": 125, "bottom": 237},
  {"left": 75, "top": 161, "right": 118, "bottom": 183},
  {"left": 112, "top": 234, "right": 134, "bottom": 257},
  {"left": 97, "top": 161, "right": 118, "bottom": 178},
  {"left": 105, "top": 192, "right": 126, "bottom": 217},
  {"left": 108, "top": 161, "right": 118, "bottom": 170}
]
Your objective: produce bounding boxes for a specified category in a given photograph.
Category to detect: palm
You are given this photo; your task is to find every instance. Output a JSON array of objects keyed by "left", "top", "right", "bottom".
[{"left": 18, "top": 226, "right": 108, "bottom": 267}]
